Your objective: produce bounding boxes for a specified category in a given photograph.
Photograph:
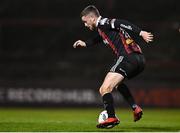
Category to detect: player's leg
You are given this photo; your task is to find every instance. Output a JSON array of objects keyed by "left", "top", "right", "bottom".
[
  {"left": 117, "top": 83, "right": 136, "bottom": 110},
  {"left": 116, "top": 83, "right": 143, "bottom": 122},
  {"left": 97, "top": 72, "right": 123, "bottom": 128},
  {"left": 115, "top": 53, "right": 145, "bottom": 122},
  {"left": 110, "top": 53, "right": 145, "bottom": 122}
]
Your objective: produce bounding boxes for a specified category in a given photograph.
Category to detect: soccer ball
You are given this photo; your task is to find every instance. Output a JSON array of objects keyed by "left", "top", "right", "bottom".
[
  {"left": 98, "top": 110, "right": 108, "bottom": 123},
  {"left": 98, "top": 110, "right": 119, "bottom": 123}
]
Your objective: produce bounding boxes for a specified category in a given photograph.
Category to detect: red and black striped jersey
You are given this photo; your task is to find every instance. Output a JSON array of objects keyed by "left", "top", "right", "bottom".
[{"left": 85, "top": 17, "right": 143, "bottom": 57}]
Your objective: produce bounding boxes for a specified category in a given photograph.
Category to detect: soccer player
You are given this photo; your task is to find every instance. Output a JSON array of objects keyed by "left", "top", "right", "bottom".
[{"left": 73, "top": 5, "right": 153, "bottom": 129}]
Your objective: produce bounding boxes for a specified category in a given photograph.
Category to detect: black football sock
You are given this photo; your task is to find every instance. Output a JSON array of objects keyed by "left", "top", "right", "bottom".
[
  {"left": 102, "top": 93, "right": 116, "bottom": 118},
  {"left": 117, "top": 83, "right": 137, "bottom": 110}
]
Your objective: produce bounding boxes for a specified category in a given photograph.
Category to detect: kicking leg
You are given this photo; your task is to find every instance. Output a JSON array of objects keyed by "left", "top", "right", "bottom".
[{"left": 97, "top": 72, "right": 123, "bottom": 129}]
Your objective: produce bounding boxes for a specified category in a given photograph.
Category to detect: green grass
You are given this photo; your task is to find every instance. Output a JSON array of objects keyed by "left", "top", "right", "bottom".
[{"left": 0, "top": 108, "right": 180, "bottom": 132}]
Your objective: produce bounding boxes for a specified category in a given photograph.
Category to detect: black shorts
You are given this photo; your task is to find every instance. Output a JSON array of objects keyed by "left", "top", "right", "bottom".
[{"left": 110, "top": 53, "right": 146, "bottom": 79}]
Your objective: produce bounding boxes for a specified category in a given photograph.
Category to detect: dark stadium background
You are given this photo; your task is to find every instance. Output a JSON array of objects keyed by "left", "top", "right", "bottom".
[{"left": 0, "top": 0, "right": 179, "bottom": 107}]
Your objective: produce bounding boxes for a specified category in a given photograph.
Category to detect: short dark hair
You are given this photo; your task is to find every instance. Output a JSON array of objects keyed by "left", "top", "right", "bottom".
[{"left": 80, "top": 5, "right": 100, "bottom": 17}]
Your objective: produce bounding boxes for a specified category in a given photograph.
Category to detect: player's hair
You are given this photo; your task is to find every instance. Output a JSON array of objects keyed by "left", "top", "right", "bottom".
[{"left": 80, "top": 5, "right": 100, "bottom": 17}]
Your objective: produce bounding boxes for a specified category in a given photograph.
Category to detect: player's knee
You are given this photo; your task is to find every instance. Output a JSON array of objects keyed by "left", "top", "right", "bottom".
[
  {"left": 99, "top": 88, "right": 104, "bottom": 96},
  {"left": 99, "top": 87, "right": 106, "bottom": 96},
  {"left": 99, "top": 85, "right": 113, "bottom": 96}
]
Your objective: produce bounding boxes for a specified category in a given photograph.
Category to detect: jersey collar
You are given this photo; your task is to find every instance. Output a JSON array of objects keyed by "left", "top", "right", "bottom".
[{"left": 96, "top": 16, "right": 102, "bottom": 27}]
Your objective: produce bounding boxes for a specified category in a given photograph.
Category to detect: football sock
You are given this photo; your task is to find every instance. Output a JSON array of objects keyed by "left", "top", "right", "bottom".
[
  {"left": 117, "top": 83, "right": 137, "bottom": 110},
  {"left": 102, "top": 93, "right": 116, "bottom": 118}
]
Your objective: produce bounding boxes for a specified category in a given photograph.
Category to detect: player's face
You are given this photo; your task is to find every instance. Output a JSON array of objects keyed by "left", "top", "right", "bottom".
[{"left": 81, "top": 15, "right": 96, "bottom": 31}]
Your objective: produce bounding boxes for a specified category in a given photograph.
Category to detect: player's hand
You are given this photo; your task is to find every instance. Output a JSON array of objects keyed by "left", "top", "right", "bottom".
[
  {"left": 73, "top": 40, "right": 86, "bottom": 48},
  {"left": 140, "top": 31, "right": 154, "bottom": 43}
]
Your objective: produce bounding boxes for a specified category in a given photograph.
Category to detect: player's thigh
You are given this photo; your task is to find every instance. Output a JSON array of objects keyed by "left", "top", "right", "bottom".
[
  {"left": 100, "top": 72, "right": 124, "bottom": 94},
  {"left": 110, "top": 54, "right": 145, "bottom": 79}
]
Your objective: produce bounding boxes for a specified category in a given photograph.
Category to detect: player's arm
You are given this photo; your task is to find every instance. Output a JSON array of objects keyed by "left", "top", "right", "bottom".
[
  {"left": 98, "top": 18, "right": 153, "bottom": 43},
  {"left": 73, "top": 34, "right": 102, "bottom": 48},
  {"left": 112, "top": 19, "right": 154, "bottom": 43},
  {"left": 112, "top": 19, "right": 141, "bottom": 33}
]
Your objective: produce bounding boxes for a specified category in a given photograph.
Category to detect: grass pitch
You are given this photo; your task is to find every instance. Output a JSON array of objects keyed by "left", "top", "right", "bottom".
[{"left": 0, "top": 108, "right": 180, "bottom": 132}]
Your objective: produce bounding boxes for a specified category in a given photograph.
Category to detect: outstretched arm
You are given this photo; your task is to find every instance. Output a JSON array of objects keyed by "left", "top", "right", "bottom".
[
  {"left": 98, "top": 18, "right": 142, "bottom": 34},
  {"left": 113, "top": 19, "right": 142, "bottom": 34},
  {"left": 113, "top": 19, "right": 154, "bottom": 43},
  {"left": 98, "top": 18, "right": 154, "bottom": 43},
  {"left": 73, "top": 34, "right": 102, "bottom": 48}
]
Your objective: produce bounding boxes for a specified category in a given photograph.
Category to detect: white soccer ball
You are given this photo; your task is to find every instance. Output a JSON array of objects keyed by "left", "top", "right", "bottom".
[{"left": 98, "top": 110, "right": 108, "bottom": 123}]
